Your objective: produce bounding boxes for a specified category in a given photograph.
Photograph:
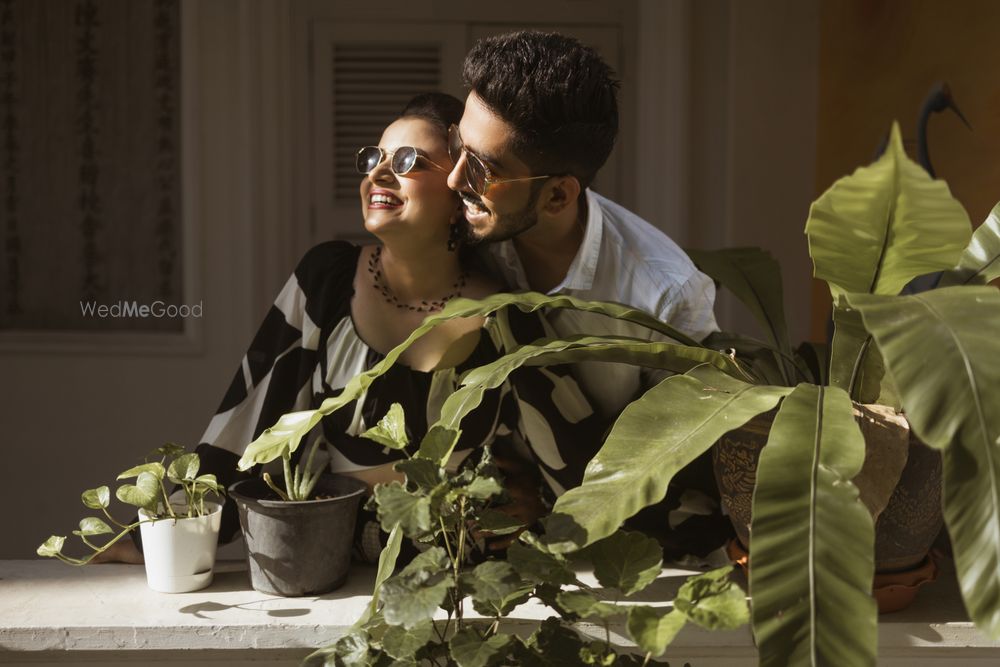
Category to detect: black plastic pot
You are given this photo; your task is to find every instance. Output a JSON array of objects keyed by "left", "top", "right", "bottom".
[{"left": 229, "top": 473, "right": 367, "bottom": 596}]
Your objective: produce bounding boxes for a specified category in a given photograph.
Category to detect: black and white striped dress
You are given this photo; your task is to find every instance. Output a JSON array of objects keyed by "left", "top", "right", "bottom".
[{"left": 195, "top": 241, "right": 608, "bottom": 557}]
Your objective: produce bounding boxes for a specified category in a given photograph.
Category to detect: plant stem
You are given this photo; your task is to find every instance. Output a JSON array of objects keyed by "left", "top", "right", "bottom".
[
  {"left": 263, "top": 472, "right": 291, "bottom": 501},
  {"left": 641, "top": 652, "right": 652, "bottom": 667},
  {"left": 101, "top": 507, "right": 128, "bottom": 530},
  {"left": 282, "top": 454, "right": 295, "bottom": 500},
  {"left": 157, "top": 478, "right": 176, "bottom": 519},
  {"left": 455, "top": 496, "right": 468, "bottom": 627}
]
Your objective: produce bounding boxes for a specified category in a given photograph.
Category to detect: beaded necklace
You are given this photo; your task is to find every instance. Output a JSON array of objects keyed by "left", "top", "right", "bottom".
[{"left": 368, "top": 246, "right": 467, "bottom": 313}]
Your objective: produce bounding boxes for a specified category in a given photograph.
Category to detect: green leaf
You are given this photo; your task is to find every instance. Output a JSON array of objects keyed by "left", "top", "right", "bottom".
[
  {"left": 461, "top": 476, "right": 503, "bottom": 500},
  {"left": 829, "top": 304, "right": 892, "bottom": 405},
  {"left": 432, "top": 335, "right": 749, "bottom": 450},
  {"left": 940, "top": 202, "right": 1000, "bottom": 286},
  {"left": 74, "top": 517, "right": 113, "bottom": 536},
  {"left": 361, "top": 403, "right": 410, "bottom": 450},
  {"left": 115, "top": 471, "right": 161, "bottom": 511},
  {"left": 507, "top": 541, "right": 576, "bottom": 586},
  {"left": 394, "top": 459, "right": 443, "bottom": 491},
  {"left": 117, "top": 461, "right": 165, "bottom": 481},
  {"left": 627, "top": 606, "right": 687, "bottom": 657},
  {"left": 545, "top": 367, "right": 791, "bottom": 552},
  {"left": 398, "top": 546, "right": 449, "bottom": 577},
  {"left": 153, "top": 442, "right": 186, "bottom": 458},
  {"left": 416, "top": 425, "right": 462, "bottom": 464},
  {"left": 241, "top": 291, "right": 708, "bottom": 472},
  {"left": 332, "top": 631, "right": 371, "bottom": 666},
  {"left": 750, "top": 384, "right": 876, "bottom": 667},
  {"left": 555, "top": 590, "right": 623, "bottom": 619},
  {"left": 356, "top": 523, "right": 403, "bottom": 630},
  {"left": 81, "top": 486, "right": 110, "bottom": 510},
  {"left": 466, "top": 561, "right": 524, "bottom": 609},
  {"left": 687, "top": 247, "right": 794, "bottom": 376},
  {"left": 581, "top": 530, "right": 662, "bottom": 596},
  {"left": 194, "top": 474, "right": 224, "bottom": 496},
  {"left": 673, "top": 566, "right": 748, "bottom": 630},
  {"left": 476, "top": 509, "right": 525, "bottom": 536},
  {"left": 37, "top": 535, "right": 66, "bottom": 558},
  {"left": 381, "top": 568, "right": 453, "bottom": 629},
  {"left": 167, "top": 453, "right": 200, "bottom": 483},
  {"left": 806, "top": 121, "right": 971, "bottom": 299},
  {"left": 380, "top": 621, "right": 434, "bottom": 660},
  {"left": 373, "top": 482, "right": 433, "bottom": 538},
  {"left": 449, "top": 628, "right": 513, "bottom": 667},
  {"left": 847, "top": 287, "right": 1000, "bottom": 637}
]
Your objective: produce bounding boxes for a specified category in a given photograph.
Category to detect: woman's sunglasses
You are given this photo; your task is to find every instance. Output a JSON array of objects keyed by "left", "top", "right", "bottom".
[
  {"left": 356, "top": 146, "right": 449, "bottom": 176},
  {"left": 447, "top": 124, "right": 551, "bottom": 197}
]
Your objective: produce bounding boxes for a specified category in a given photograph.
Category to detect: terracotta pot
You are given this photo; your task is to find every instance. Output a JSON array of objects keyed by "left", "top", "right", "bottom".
[{"left": 712, "top": 405, "right": 943, "bottom": 573}]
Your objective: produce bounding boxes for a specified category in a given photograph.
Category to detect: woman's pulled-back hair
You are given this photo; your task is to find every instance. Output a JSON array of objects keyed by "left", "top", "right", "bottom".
[{"left": 399, "top": 92, "right": 464, "bottom": 134}]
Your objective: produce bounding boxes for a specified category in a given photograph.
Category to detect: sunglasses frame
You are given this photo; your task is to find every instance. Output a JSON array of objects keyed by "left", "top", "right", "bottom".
[
  {"left": 447, "top": 124, "right": 551, "bottom": 196},
  {"left": 356, "top": 145, "right": 449, "bottom": 176}
]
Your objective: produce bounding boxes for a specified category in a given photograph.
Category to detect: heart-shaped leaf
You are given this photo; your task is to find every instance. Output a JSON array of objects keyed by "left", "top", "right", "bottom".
[
  {"left": 627, "top": 606, "right": 687, "bottom": 657},
  {"left": 167, "top": 453, "right": 200, "bottom": 483},
  {"left": 117, "top": 461, "right": 165, "bottom": 481},
  {"left": 74, "top": 517, "right": 113, "bottom": 536},
  {"left": 116, "top": 471, "right": 161, "bottom": 510},
  {"left": 37, "top": 535, "right": 66, "bottom": 558},
  {"left": 81, "top": 486, "right": 110, "bottom": 510}
]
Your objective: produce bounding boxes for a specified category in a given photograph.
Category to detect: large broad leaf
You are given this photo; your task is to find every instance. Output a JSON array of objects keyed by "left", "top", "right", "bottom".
[
  {"left": 940, "top": 202, "right": 1000, "bottom": 286},
  {"left": 847, "top": 287, "right": 1000, "bottom": 637},
  {"left": 373, "top": 483, "right": 433, "bottom": 538},
  {"left": 449, "top": 629, "right": 513, "bottom": 667},
  {"left": 544, "top": 366, "right": 791, "bottom": 552},
  {"left": 117, "top": 461, "right": 165, "bottom": 481},
  {"left": 239, "top": 291, "right": 711, "bottom": 469},
  {"left": 381, "top": 568, "right": 453, "bottom": 629},
  {"left": 167, "top": 453, "right": 200, "bottom": 483},
  {"left": 419, "top": 335, "right": 749, "bottom": 465},
  {"left": 828, "top": 304, "right": 895, "bottom": 406},
  {"left": 687, "top": 247, "right": 794, "bottom": 380},
  {"left": 750, "top": 384, "right": 876, "bottom": 667},
  {"left": 580, "top": 530, "right": 662, "bottom": 596},
  {"left": 74, "top": 517, "right": 113, "bottom": 537},
  {"left": 81, "top": 486, "right": 110, "bottom": 510},
  {"left": 381, "top": 621, "right": 435, "bottom": 661},
  {"left": 806, "top": 121, "right": 971, "bottom": 299}
]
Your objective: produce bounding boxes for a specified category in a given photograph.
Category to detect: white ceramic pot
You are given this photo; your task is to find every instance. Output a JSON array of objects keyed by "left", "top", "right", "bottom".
[{"left": 137, "top": 502, "right": 222, "bottom": 593}]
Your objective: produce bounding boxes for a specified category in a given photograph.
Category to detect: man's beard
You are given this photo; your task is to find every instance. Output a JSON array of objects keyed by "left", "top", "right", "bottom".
[{"left": 460, "top": 186, "right": 542, "bottom": 246}]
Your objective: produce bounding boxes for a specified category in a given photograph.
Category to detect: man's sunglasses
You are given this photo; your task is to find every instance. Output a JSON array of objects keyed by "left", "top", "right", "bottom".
[
  {"left": 447, "top": 124, "right": 551, "bottom": 196},
  {"left": 355, "top": 146, "right": 449, "bottom": 176}
]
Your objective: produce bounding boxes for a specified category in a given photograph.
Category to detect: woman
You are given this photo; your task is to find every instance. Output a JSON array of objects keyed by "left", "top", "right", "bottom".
[{"left": 107, "top": 93, "right": 603, "bottom": 564}]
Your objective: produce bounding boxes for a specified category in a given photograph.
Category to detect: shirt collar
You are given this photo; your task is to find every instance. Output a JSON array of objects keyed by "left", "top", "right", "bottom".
[
  {"left": 488, "top": 189, "right": 603, "bottom": 294},
  {"left": 556, "top": 189, "right": 603, "bottom": 293}
]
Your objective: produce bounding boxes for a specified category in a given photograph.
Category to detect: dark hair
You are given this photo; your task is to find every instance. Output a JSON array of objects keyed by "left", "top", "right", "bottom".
[
  {"left": 399, "top": 92, "right": 464, "bottom": 134},
  {"left": 462, "top": 31, "right": 620, "bottom": 189}
]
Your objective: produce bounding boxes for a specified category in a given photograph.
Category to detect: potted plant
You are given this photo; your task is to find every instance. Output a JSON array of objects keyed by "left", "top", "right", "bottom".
[
  {"left": 37, "top": 443, "right": 225, "bottom": 593},
  {"left": 229, "top": 428, "right": 367, "bottom": 596},
  {"left": 302, "top": 405, "right": 748, "bottom": 665},
  {"left": 245, "top": 121, "right": 1000, "bottom": 664}
]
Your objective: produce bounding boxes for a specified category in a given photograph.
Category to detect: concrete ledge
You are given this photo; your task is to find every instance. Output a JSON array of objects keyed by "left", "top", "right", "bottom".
[{"left": 1, "top": 558, "right": 998, "bottom": 666}]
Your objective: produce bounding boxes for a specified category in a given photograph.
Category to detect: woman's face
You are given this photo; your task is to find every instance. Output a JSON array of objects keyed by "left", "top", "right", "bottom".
[{"left": 360, "top": 117, "right": 459, "bottom": 245}]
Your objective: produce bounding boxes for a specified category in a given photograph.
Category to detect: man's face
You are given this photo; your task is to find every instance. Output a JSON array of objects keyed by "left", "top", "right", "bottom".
[{"left": 447, "top": 92, "right": 543, "bottom": 245}]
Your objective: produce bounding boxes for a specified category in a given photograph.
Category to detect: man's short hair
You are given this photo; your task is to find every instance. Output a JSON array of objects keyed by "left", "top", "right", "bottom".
[{"left": 462, "top": 30, "right": 620, "bottom": 190}]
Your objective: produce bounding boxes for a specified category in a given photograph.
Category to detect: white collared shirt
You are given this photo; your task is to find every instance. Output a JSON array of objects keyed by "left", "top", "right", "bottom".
[{"left": 486, "top": 189, "right": 718, "bottom": 417}]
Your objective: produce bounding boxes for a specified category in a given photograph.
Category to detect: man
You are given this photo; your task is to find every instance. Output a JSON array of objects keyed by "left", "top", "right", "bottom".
[
  {"left": 449, "top": 31, "right": 727, "bottom": 557},
  {"left": 447, "top": 30, "right": 718, "bottom": 417}
]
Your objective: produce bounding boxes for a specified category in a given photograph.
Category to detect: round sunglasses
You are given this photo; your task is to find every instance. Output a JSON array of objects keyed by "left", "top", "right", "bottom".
[
  {"left": 355, "top": 145, "right": 449, "bottom": 176},
  {"left": 447, "top": 124, "right": 551, "bottom": 196}
]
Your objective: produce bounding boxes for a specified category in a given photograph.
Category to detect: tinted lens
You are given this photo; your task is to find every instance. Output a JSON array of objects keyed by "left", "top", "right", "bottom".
[
  {"left": 391, "top": 147, "right": 418, "bottom": 175},
  {"left": 448, "top": 125, "right": 486, "bottom": 195},
  {"left": 464, "top": 154, "right": 487, "bottom": 195},
  {"left": 356, "top": 146, "right": 384, "bottom": 174}
]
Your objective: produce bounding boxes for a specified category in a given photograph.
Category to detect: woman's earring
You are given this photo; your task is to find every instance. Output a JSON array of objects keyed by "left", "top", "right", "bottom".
[{"left": 447, "top": 221, "right": 461, "bottom": 252}]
